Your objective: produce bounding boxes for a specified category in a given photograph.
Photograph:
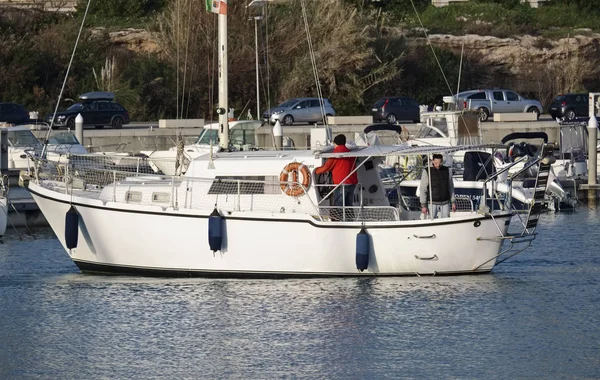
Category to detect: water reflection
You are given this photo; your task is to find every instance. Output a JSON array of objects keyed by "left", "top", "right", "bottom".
[{"left": 0, "top": 212, "right": 599, "bottom": 378}]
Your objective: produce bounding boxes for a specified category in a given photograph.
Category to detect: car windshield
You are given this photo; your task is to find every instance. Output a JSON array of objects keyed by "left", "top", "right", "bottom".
[
  {"left": 66, "top": 103, "right": 83, "bottom": 112},
  {"left": 8, "top": 130, "right": 42, "bottom": 148},
  {"left": 553, "top": 95, "right": 567, "bottom": 102},
  {"left": 48, "top": 132, "right": 79, "bottom": 145},
  {"left": 374, "top": 100, "right": 385, "bottom": 107},
  {"left": 196, "top": 129, "right": 219, "bottom": 145},
  {"left": 278, "top": 99, "right": 298, "bottom": 108}
]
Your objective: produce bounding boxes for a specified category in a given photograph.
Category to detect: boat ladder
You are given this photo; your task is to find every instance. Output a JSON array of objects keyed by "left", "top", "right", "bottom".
[
  {"left": 522, "top": 143, "right": 555, "bottom": 235},
  {"left": 475, "top": 143, "right": 556, "bottom": 269}
]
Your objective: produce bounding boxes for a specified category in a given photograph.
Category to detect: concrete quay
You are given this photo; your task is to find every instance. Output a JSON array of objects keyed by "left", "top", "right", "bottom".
[{"left": 29, "top": 118, "right": 562, "bottom": 154}]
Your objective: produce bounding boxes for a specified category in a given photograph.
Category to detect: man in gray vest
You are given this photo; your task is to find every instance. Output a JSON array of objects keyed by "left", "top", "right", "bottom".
[{"left": 419, "top": 153, "right": 456, "bottom": 219}]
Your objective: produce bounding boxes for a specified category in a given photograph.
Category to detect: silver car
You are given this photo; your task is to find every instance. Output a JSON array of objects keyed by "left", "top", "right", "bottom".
[
  {"left": 262, "top": 97, "right": 336, "bottom": 125},
  {"left": 444, "top": 89, "right": 543, "bottom": 122}
]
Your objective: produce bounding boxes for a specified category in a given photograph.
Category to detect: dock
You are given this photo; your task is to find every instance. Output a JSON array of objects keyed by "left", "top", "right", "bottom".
[{"left": 2, "top": 114, "right": 598, "bottom": 230}]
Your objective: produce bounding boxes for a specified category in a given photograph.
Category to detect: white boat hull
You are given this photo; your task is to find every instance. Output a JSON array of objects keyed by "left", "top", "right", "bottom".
[
  {"left": 29, "top": 182, "right": 512, "bottom": 276},
  {"left": 0, "top": 197, "right": 7, "bottom": 237}
]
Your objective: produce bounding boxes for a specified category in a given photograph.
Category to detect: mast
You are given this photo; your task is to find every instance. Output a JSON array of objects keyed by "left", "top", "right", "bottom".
[{"left": 218, "top": 2, "right": 229, "bottom": 150}]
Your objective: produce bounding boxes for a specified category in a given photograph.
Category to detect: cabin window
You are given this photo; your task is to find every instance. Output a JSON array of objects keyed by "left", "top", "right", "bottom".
[
  {"left": 230, "top": 130, "right": 256, "bottom": 147},
  {"left": 208, "top": 176, "right": 266, "bottom": 195},
  {"left": 152, "top": 192, "right": 171, "bottom": 203},
  {"left": 125, "top": 191, "right": 142, "bottom": 203}
]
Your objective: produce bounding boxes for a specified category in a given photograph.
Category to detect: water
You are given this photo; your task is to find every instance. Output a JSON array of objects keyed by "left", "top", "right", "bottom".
[{"left": 1, "top": 211, "right": 599, "bottom": 379}]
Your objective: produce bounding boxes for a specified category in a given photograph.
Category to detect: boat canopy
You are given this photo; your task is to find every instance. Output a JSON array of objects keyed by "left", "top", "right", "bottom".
[{"left": 317, "top": 144, "right": 504, "bottom": 158}]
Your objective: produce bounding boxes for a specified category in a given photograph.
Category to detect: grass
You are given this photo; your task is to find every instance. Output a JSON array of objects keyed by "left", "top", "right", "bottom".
[{"left": 399, "top": 2, "right": 600, "bottom": 38}]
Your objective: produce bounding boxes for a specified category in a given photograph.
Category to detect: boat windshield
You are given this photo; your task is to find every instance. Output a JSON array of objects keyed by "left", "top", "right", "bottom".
[
  {"left": 195, "top": 129, "right": 219, "bottom": 145},
  {"left": 415, "top": 121, "right": 448, "bottom": 138},
  {"left": 48, "top": 132, "right": 80, "bottom": 145},
  {"left": 8, "top": 130, "right": 42, "bottom": 148}
]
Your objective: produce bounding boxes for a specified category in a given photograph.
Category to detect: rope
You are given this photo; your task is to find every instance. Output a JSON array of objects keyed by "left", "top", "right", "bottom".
[{"left": 41, "top": 0, "right": 92, "bottom": 159}]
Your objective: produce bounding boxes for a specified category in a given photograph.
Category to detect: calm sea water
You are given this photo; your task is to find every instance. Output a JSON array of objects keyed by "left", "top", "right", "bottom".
[{"left": 1, "top": 210, "right": 599, "bottom": 379}]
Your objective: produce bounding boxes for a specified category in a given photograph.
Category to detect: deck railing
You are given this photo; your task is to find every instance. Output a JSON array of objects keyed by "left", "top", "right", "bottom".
[{"left": 28, "top": 154, "right": 402, "bottom": 222}]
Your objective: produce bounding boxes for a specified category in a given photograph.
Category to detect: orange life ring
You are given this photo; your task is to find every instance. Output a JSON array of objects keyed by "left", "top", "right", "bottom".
[{"left": 279, "top": 162, "right": 311, "bottom": 197}]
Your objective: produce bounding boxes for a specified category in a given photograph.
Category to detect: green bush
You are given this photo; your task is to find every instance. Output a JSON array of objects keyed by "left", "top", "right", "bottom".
[
  {"left": 547, "top": 0, "right": 600, "bottom": 13},
  {"left": 76, "top": 0, "right": 166, "bottom": 27},
  {"left": 415, "top": 2, "right": 536, "bottom": 36},
  {"left": 78, "top": 0, "right": 166, "bottom": 18}
]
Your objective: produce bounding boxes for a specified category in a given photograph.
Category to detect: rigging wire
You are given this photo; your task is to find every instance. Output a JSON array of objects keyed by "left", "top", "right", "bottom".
[
  {"left": 408, "top": 0, "right": 477, "bottom": 145},
  {"left": 457, "top": 40, "right": 465, "bottom": 98},
  {"left": 41, "top": 0, "right": 92, "bottom": 158},
  {"left": 300, "top": 0, "right": 328, "bottom": 125},
  {"left": 408, "top": 0, "right": 454, "bottom": 98},
  {"left": 300, "top": 0, "right": 328, "bottom": 127},
  {"left": 176, "top": 0, "right": 180, "bottom": 120},
  {"left": 180, "top": 0, "right": 194, "bottom": 119},
  {"left": 264, "top": 4, "right": 271, "bottom": 117}
]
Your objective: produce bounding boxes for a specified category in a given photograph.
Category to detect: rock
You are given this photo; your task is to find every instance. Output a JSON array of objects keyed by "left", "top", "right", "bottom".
[
  {"left": 411, "top": 32, "right": 600, "bottom": 76},
  {"left": 90, "top": 27, "right": 162, "bottom": 55}
]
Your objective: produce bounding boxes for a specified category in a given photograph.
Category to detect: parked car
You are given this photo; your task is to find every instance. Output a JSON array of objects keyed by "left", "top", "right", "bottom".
[
  {"left": 548, "top": 93, "right": 589, "bottom": 120},
  {"left": 0, "top": 103, "right": 29, "bottom": 125},
  {"left": 45, "top": 92, "right": 130, "bottom": 129},
  {"left": 262, "top": 97, "right": 335, "bottom": 125},
  {"left": 371, "top": 96, "right": 421, "bottom": 124},
  {"left": 443, "top": 89, "right": 542, "bottom": 122}
]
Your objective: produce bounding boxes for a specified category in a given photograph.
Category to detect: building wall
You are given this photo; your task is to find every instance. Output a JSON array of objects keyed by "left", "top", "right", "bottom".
[{"left": 433, "top": 0, "right": 547, "bottom": 7}]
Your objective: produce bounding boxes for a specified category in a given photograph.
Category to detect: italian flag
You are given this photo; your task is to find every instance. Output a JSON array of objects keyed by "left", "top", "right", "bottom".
[{"left": 206, "top": 0, "right": 227, "bottom": 15}]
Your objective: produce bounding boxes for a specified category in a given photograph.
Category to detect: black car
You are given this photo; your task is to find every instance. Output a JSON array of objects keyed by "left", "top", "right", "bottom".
[
  {"left": 549, "top": 93, "right": 589, "bottom": 120},
  {"left": 0, "top": 103, "right": 29, "bottom": 125},
  {"left": 45, "top": 92, "right": 130, "bottom": 129},
  {"left": 372, "top": 96, "right": 420, "bottom": 124}
]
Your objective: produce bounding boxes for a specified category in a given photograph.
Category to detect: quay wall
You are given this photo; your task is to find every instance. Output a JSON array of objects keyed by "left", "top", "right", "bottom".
[{"left": 30, "top": 119, "right": 560, "bottom": 154}]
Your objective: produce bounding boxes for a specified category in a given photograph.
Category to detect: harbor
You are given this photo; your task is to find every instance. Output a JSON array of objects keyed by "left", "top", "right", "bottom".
[
  {"left": 0, "top": 208, "right": 599, "bottom": 378},
  {"left": 21, "top": 111, "right": 600, "bottom": 204},
  {"left": 3, "top": 0, "right": 600, "bottom": 378}
]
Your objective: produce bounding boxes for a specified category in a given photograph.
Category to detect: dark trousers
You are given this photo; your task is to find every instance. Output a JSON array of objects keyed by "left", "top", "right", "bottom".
[{"left": 332, "top": 184, "right": 356, "bottom": 221}]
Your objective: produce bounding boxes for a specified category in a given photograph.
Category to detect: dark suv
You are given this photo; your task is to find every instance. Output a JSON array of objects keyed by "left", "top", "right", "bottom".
[
  {"left": 45, "top": 92, "right": 130, "bottom": 129},
  {"left": 0, "top": 103, "right": 29, "bottom": 125},
  {"left": 549, "top": 93, "right": 589, "bottom": 120},
  {"left": 372, "top": 96, "right": 420, "bottom": 124}
]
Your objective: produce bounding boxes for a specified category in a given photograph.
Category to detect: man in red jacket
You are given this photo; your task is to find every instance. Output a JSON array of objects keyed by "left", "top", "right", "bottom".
[{"left": 315, "top": 134, "right": 358, "bottom": 220}]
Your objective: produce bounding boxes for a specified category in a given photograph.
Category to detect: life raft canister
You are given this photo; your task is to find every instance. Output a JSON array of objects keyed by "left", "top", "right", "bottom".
[{"left": 279, "top": 162, "right": 311, "bottom": 197}]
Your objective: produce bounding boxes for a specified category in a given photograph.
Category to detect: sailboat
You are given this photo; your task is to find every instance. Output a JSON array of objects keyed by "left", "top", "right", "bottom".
[{"left": 24, "top": 2, "right": 544, "bottom": 276}]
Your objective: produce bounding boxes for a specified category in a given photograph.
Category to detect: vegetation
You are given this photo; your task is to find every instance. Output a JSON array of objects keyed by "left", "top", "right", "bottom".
[{"left": 0, "top": 0, "right": 597, "bottom": 120}]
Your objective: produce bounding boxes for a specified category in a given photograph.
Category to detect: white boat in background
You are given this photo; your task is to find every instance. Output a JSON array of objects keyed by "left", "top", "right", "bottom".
[
  {"left": 0, "top": 127, "right": 88, "bottom": 227},
  {"left": 363, "top": 117, "right": 576, "bottom": 210},
  {"left": 140, "top": 120, "right": 263, "bottom": 175},
  {"left": 0, "top": 192, "right": 7, "bottom": 238}
]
